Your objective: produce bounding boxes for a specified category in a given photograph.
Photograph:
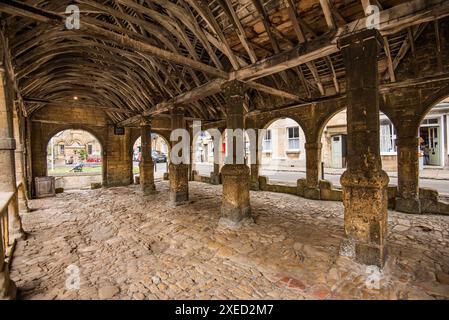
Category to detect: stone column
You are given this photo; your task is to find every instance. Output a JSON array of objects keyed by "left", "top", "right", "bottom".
[
  {"left": 13, "top": 106, "right": 29, "bottom": 213},
  {"left": 210, "top": 129, "right": 223, "bottom": 185},
  {"left": 139, "top": 117, "right": 156, "bottom": 195},
  {"left": 189, "top": 127, "right": 194, "bottom": 181},
  {"left": 396, "top": 136, "right": 421, "bottom": 213},
  {"left": 0, "top": 60, "right": 25, "bottom": 241},
  {"left": 219, "top": 81, "right": 251, "bottom": 228},
  {"left": 249, "top": 129, "right": 260, "bottom": 191},
  {"left": 338, "top": 29, "right": 389, "bottom": 267},
  {"left": 304, "top": 142, "right": 322, "bottom": 199},
  {"left": 211, "top": 162, "right": 221, "bottom": 184},
  {"left": 0, "top": 55, "right": 17, "bottom": 300},
  {"left": 169, "top": 106, "right": 189, "bottom": 206}
]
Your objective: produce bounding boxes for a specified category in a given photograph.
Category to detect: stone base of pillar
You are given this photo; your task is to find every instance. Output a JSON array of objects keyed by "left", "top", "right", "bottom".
[
  {"left": 8, "top": 201, "right": 26, "bottom": 241},
  {"left": 250, "top": 182, "right": 259, "bottom": 191},
  {"left": 340, "top": 238, "right": 388, "bottom": 268},
  {"left": 220, "top": 164, "right": 251, "bottom": 228},
  {"left": 0, "top": 267, "right": 17, "bottom": 300},
  {"left": 18, "top": 199, "right": 30, "bottom": 214},
  {"left": 250, "top": 164, "right": 259, "bottom": 191},
  {"left": 9, "top": 231, "right": 26, "bottom": 242},
  {"left": 304, "top": 187, "right": 320, "bottom": 200},
  {"left": 140, "top": 163, "right": 156, "bottom": 195},
  {"left": 169, "top": 163, "right": 189, "bottom": 206},
  {"left": 210, "top": 173, "right": 221, "bottom": 185},
  {"left": 141, "top": 184, "right": 156, "bottom": 195},
  {"left": 395, "top": 197, "right": 421, "bottom": 214},
  {"left": 340, "top": 170, "right": 389, "bottom": 267}
]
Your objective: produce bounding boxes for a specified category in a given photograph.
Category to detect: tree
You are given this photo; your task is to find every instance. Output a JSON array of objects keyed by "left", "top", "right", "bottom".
[{"left": 79, "top": 149, "right": 87, "bottom": 161}]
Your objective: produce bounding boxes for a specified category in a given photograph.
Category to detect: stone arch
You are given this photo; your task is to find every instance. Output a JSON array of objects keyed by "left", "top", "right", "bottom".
[
  {"left": 192, "top": 129, "right": 218, "bottom": 177},
  {"left": 45, "top": 124, "right": 106, "bottom": 150},
  {"left": 131, "top": 130, "right": 170, "bottom": 180},
  {"left": 316, "top": 104, "right": 347, "bottom": 145},
  {"left": 318, "top": 104, "right": 399, "bottom": 171},
  {"left": 254, "top": 116, "right": 307, "bottom": 184},
  {"left": 45, "top": 126, "right": 105, "bottom": 187},
  {"left": 419, "top": 84, "right": 449, "bottom": 125},
  {"left": 258, "top": 113, "right": 307, "bottom": 140}
]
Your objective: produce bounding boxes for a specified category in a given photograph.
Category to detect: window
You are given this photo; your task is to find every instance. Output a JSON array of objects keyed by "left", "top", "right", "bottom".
[
  {"left": 59, "top": 144, "right": 65, "bottom": 154},
  {"left": 287, "top": 127, "right": 300, "bottom": 150},
  {"left": 422, "top": 118, "right": 439, "bottom": 125},
  {"left": 380, "top": 120, "right": 397, "bottom": 154},
  {"left": 88, "top": 144, "right": 93, "bottom": 155},
  {"left": 262, "top": 130, "right": 272, "bottom": 152}
]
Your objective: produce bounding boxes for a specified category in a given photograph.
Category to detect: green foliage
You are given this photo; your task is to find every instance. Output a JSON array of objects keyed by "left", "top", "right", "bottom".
[{"left": 79, "top": 149, "right": 88, "bottom": 161}]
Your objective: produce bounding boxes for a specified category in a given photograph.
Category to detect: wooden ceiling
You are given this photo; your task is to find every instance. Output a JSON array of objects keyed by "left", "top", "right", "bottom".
[{"left": 1, "top": 0, "right": 448, "bottom": 125}]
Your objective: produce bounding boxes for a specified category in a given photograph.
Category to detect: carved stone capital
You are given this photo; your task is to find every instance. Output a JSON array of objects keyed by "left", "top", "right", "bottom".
[
  {"left": 139, "top": 116, "right": 151, "bottom": 127},
  {"left": 337, "top": 28, "right": 383, "bottom": 50},
  {"left": 221, "top": 80, "right": 247, "bottom": 99}
]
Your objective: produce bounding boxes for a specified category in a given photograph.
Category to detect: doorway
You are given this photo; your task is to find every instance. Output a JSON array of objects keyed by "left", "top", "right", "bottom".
[
  {"left": 331, "top": 134, "right": 347, "bottom": 169},
  {"left": 420, "top": 119, "right": 442, "bottom": 166}
]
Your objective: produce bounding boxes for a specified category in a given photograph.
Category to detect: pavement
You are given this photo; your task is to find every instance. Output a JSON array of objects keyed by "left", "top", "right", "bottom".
[{"left": 11, "top": 182, "right": 449, "bottom": 300}]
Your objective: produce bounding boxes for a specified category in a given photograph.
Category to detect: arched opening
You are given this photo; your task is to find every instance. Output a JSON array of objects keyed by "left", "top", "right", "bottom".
[
  {"left": 132, "top": 133, "right": 169, "bottom": 181},
  {"left": 193, "top": 130, "right": 215, "bottom": 177},
  {"left": 220, "top": 129, "right": 252, "bottom": 166},
  {"left": 47, "top": 129, "right": 103, "bottom": 189},
  {"left": 319, "top": 109, "right": 398, "bottom": 187},
  {"left": 417, "top": 97, "right": 449, "bottom": 195},
  {"left": 259, "top": 117, "right": 306, "bottom": 184},
  {"left": 419, "top": 98, "right": 449, "bottom": 168}
]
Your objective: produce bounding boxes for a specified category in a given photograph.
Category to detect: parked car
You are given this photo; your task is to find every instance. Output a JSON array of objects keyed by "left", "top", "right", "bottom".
[
  {"left": 135, "top": 151, "right": 167, "bottom": 163},
  {"left": 152, "top": 150, "right": 167, "bottom": 163}
]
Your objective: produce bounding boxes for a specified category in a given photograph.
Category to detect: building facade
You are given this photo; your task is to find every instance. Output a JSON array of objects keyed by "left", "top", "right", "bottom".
[
  {"left": 47, "top": 129, "right": 102, "bottom": 168},
  {"left": 321, "top": 101, "right": 449, "bottom": 171},
  {"left": 260, "top": 118, "right": 306, "bottom": 170}
]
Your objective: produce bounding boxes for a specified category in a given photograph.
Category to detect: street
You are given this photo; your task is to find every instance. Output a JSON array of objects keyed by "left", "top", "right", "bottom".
[
  {"left": 134, "top": 162, "right": 168, "bottom": 179},
  {"left": 193, "top": 163, "right": 449, "bottom": 195},
  {"left": 260, "top": 170, "right": 449, "bottom": 195}
]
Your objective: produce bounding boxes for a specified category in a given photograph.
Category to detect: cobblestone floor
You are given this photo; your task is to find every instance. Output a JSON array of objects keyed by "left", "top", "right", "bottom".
[{"left": 10, "top": 181, "right": 449, "bottom": 300}]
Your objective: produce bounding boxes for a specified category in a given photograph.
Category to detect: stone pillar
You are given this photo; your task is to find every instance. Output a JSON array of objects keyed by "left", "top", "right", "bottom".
[
  {"left": 139, "top": 117, "right": 156, "bottom": 195},
  {"left": 0, "top": 55, "right": 17, "bottom": 300},
  {"left": 13, "top": 106, "right": 29, "bottom": 213},
  {"left": 396, "top": 136, "right": 421, "bottom": 214},
  {"left": 219, "top": 81, "right": 251, "bottom": 227},
  {"left": 211, "top": 163, "right": 221, "bottom": 185},
  {"left": 304, "top": 142, "right": 322, "bottom": 199},
  {"left": 189, "top": 127, "right": 194, "bottom": 181},
  {"left": 169, "top": 106, "right": 189, "bottom": 206},
  {"left": 0, "top": 60, "right": 25, "bottom": 241},
  {"left": 249, "top": 129, "right": 260, "bottom": 191},
  {"left": 210, "top": 129, "right": 223, "bottom": 185},
  {"left": 338, "top": 29, "right": 389, "bottom": 267}
]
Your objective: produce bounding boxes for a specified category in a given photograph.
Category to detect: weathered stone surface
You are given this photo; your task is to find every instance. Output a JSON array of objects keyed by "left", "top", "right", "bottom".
[
  {"left": 90, "top": 183, "right": 102, "bottom": 190},
  {"left": 169, "top": 163, "right": 189, "bottom": 206},
  {"left": 8, "top": 181, "right": 449, "bottom": 300},
  {"left": 220, "top": 164, "right": 251, "bottom": 227},
  {"left": 98, "top": 285, "right": 120, "bottom": 299},
  {"left": 339, "top": 29, "right": 389, "bottom": 267}
]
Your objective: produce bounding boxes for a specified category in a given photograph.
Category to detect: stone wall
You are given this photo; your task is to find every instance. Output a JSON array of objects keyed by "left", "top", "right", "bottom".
[
  {"left": 53, "top": 173, "right": 102, "bottom": 190},
  {"left": 29, "top": 105, "right": 134, "bottom": 196}
]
